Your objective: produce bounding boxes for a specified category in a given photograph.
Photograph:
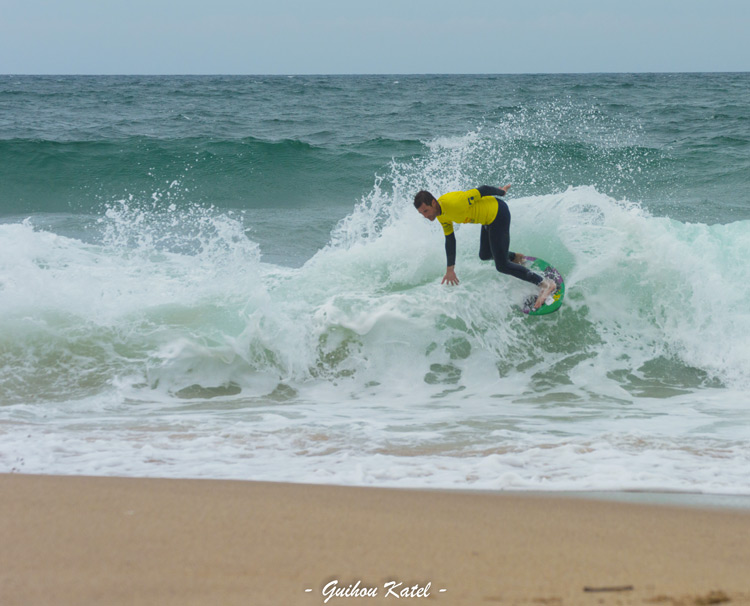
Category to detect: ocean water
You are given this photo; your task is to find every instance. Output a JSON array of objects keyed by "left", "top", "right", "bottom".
[{"left": 1, "top": 73, "right": 749, "bottom": 493}]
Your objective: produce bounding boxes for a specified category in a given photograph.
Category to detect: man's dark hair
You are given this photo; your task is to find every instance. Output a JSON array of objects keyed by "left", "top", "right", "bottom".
[{"left": 413, "top": 190, "right": 436, "bottom": 209}]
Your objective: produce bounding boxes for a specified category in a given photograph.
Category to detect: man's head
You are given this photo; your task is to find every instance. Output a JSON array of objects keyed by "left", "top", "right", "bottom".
[{"left": 414, "top": 190, "right": 439, "bottom": 221}]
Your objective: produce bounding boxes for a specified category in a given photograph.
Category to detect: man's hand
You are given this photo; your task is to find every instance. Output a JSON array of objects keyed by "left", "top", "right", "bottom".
[
  {"left": 442, "top": 266, "right": 459, "bottom": 285},
  {"left": 502, "top": 183, "right": 512, "bottom": 194}
]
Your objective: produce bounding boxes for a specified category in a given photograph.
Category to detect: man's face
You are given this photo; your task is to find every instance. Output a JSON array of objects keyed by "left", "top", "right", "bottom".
[{"left": 416, "top": 201, "right": 439, "bottom": 221}]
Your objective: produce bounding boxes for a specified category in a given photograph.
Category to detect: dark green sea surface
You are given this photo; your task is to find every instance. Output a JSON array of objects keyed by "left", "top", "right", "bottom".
[{"left": 2, "top": 74, "right": 748, "bottom": 223}]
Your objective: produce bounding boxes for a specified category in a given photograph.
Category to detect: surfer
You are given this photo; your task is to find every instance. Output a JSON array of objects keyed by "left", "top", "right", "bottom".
[{"left": 414, "top": 184, "right": 556, "bottom": 310}]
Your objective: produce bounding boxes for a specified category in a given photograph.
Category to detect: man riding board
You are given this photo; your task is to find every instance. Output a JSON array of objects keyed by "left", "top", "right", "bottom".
[{"left": 414, "top": 184, "right": 556, "bottom": 310}]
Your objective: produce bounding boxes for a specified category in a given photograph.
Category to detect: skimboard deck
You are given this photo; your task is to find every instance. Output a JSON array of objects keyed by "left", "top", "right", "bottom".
[{"left": 520, "top": 256, "right": 565, "bottom": 315}]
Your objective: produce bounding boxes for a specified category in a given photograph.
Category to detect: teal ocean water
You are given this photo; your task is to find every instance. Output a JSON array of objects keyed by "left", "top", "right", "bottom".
[{"left": 1, "top": 74, "right": 749, "bottom": 491}]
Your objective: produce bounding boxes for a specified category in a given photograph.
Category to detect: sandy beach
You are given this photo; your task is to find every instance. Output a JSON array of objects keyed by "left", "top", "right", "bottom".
[{"left": 1, "top": 474, "right": 750, "bottom": 605}]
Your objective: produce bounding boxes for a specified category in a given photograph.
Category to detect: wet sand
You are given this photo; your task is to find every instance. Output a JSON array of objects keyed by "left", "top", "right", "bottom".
[{"left": 2, "top": 474, "right": 749, "bottom": 605}]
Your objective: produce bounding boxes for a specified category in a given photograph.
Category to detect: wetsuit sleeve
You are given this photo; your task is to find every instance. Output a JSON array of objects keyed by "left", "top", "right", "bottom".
[
  {"left": 445, "top": 232, "right": 456, "bottom": 267},
  {"left": 477, "top": 185, "right": 506, "bottom": 197}
]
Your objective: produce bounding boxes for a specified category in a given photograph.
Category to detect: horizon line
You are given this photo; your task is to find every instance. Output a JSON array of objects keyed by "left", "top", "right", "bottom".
[{"left": 2, "top": 70, "right": 749, "bottom": 77}]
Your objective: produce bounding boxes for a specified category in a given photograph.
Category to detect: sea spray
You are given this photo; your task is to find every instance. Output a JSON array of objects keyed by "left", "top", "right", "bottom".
[{"left": 3, "top": 184, "right": 747, "bottom": 410}]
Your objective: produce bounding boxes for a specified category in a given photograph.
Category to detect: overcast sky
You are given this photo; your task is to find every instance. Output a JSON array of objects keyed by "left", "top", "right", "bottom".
[{"left": 1, "top": 0, "right": 748, "bottom": 74}]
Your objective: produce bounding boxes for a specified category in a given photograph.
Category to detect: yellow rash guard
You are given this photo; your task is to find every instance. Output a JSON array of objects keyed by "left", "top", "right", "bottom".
[{"left": 437, "top": 188, "right": 500, "bottom": 236}]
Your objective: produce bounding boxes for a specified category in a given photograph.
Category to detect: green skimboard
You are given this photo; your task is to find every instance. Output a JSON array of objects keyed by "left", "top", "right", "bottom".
[{"left": 520, "top": 256, "right": 565, "bottom": 316}]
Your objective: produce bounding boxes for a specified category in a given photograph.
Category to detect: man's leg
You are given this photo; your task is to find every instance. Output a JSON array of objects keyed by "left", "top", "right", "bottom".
[
  {"left": 480, "top": 224, "right": 519, "bottom": 263},
  {"left": 487, "top": 200, "right": 542, "bottom": 286},
  {"left": 479, "top": 225, "right": 492, "bottom": 261}
]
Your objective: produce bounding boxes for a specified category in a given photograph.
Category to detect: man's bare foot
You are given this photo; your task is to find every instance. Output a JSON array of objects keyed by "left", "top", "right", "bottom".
[
  {"left": 534, "top": 278, "right": 557, "bottom": 310},
  {"left": 512, "top": 252, "right": 526, "bottom": 264}
]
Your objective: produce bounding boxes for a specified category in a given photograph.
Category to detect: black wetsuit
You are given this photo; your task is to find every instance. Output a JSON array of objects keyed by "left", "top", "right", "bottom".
[{"left": 476, "top": 186, "right": 542, "bottom": 286}]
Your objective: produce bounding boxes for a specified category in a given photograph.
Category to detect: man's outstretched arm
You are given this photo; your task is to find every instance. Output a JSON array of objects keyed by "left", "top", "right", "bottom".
[
  {"left": 442, "top": 233, "right": 459, "bottom": 285},
  {"left": 477, "top": 184, "right": 511, "bottom": 197}
]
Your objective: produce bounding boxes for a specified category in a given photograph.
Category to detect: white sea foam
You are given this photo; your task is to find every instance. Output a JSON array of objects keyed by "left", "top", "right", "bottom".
[{"left": 2, "top": 166, "right": 750, "bottom": 493}]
